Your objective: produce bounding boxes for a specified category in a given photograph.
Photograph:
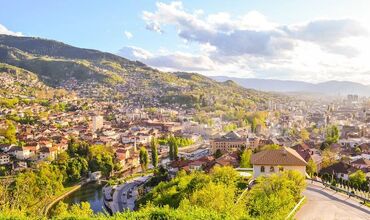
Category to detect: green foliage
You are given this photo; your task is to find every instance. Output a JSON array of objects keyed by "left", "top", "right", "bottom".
[
  {"left": 51, "top": 201, "right": 93, "bottom": 219},
  {"left": 214, "top": 149, "right": 223, "bottom": 159},
  {"left": 306, "top": 158, "right": 317, "bottom": 177},
  {"left": 246, "top": 170, "right": 306, "bottom": 219},
  {"left": 325, "top": 125, "right": 339, "bottom": 144},
  {"left": 0, "top": 120, "right": 17, "bottom": 144},
  {"left": 166, "top": 135, "right": 186, "bottom": 161},
  {"left": 349, "top": 170, "right": 367, "bottom": 186},
  {"left": 139, "top": 147, "right": 149, "bottom": 172},
  {"left": 0, "top": 98, "right": 19, "bottom": 108},
  {"left": 300, "top": 128, "right": 310, "bottom": 141},
  {"left": 223, "top": 123, "right": 237, "bottom": 132},
  {"left": 4, "top": 162, "right": 65, "bottom": 213},
  {"left": 138, "top": 166, "right": 246, "bottom": 218},
  {"left": 159, "top": 135, "right": 195, "bottom": 148},
  {"left": 88, "top": 145, "right": 114, "bottom": 176},
  {"left": 321, "top": 149, "right": 336, "bottom": 168},
  {"left": 150, "top": 138, "right": 159, "bottom": 168},
  {"left": 65, "top": 157, "right": 88, "bottom": 183},
  {"left": 245, "top": 112, "right": 268, "bottom": 133},
  {"left": 260, "top": 144, "right": 281, "bottom": 151},
  {"left": 240, "top": 149, "right": 252, "bottom": 168}
]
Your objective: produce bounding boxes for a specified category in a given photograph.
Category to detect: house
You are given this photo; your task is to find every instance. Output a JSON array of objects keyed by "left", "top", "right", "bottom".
[
  {"left": 292, "top": 143, "right": 323, "bottom": 171},
  {"left": 15, "top": 147, "right": 32, "bottom": 160},
  {"left": 214, "top": 152, "right": 239, "bottom": 168},
  {"left": 39, "top": 147, "right": 58, "bottom": 160},
  {"left": 351, "top": 158, "right": 370, "bottom": 169},
  {"left": 0, "top": 153, "right": 10, "bottom": 165},
  {"left": 319, "top": 162, "right": 355, "bottom": 180},
  {"left": 251, "top": 147, "right": 307, "bottom": 177},
  {"left": 0, "top": 144, "right": 13, "bottom": 152}
]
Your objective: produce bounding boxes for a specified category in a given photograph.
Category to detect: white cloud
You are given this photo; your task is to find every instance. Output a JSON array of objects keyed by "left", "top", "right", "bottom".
[
  {"left": 117, "top": 46, "right": 216, "bottom": 72},
  {"left": 138, "top": 2, "right": 370, "bottom": 83},
  {"left": 118, "top": 46, "right": 152, "bottom": 60},
  {"left": 0, "top": 23, "right": 22, "bottom": 36},
  {"left": 124, "top": 31, "right": 133, "bottom": 39}
]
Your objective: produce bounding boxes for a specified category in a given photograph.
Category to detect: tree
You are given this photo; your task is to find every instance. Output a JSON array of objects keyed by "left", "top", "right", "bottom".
[
  {"left": 169, "top": 137, "right": 174, "bottom": 161},
  {"left": 240, "top": 149, "right": 252, "bottom": 168},
  {"left": 300, "top": 129, "right": 310, "bottom": 141},
  {"left": 321, "top": 149, "right": 337, "bottom": 168},
  {"left": 1, "top": 120, "right": 17, "bottom": 144},
  {"left": 320, "top": 141, "right": 330, "bottom": 151},
  {"left": 87, "top": 145, "right": 114, "bottom": 176},
  {"left": 247, "top": 171, "right": 306, "bottom": 219},
  {"left": 306, "top": 158, "right": 317, "bottom": 177},
  {"left": 326, "top": 125, "right": 339, "bottom": 144},
  {"left": 261, "top": 144, "right": 281, "bottom": 151},
  {"left": 214, "top": 149, "right": 223, "bottom": 159},
  {"left": 66, "top": 157, "right": 88, "bottom": 182},
  {"left": 349, "top": 170, "right": 367, "bottom": 186},
  {"left": 139, "top": 147, "right": 149, "bottom": 172},
  {"left": 151, "top": 138, "right": 159, "bottom": 168},
  {"left": 174, "top": 142, "right": 179, "bottom": 161}
]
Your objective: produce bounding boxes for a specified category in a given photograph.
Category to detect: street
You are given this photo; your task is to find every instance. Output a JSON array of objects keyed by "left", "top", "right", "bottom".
[
  {"left": 111, "top": 176, "right": 151, "bottom": 213},
  {"left": 295, "top": 182, "right": 370, "bottom": 220}
]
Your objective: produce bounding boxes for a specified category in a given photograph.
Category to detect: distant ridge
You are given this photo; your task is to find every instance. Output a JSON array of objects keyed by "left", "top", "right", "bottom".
[{"left": 211, "top": 76, "right": 370, "bottom": 96}]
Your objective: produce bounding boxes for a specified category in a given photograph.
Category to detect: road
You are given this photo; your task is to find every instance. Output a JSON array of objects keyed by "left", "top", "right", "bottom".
[
  {"left": 112, "top": 175, "right": 151, "bottom": 213},
  {"left": 295, "top": 182, "right": 370, "bottom": 220}
]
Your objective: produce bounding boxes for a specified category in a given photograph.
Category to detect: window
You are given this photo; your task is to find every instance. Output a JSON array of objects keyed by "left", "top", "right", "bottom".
[
  {"left": 261, "top": 166, "right": 265, "bottom": 172},
  {"left": 279, "top": 166, "right": 284, "bottom": 172},
  {"left": 270, "top": 166, "right": 275, "bottom": 172}
]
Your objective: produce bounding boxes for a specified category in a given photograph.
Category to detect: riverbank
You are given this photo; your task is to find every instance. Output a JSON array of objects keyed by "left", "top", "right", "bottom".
[{"left": 43, "top": 181, "right": 85, "bottom": 216}]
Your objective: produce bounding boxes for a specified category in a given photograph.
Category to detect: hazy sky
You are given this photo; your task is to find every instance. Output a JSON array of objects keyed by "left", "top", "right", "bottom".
[{"left": 1, "top": 0, "right": 370, "bottom": 83}]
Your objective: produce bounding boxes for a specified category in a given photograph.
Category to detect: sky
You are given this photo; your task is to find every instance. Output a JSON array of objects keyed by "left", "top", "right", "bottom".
[{"left": 1, "top": 0, "right": 370, "bottom": 84}]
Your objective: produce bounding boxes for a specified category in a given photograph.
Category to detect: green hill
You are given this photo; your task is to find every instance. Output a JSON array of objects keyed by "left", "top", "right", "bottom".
[{"left": 0, "top": 34, "right": 278, "bottom": 110}]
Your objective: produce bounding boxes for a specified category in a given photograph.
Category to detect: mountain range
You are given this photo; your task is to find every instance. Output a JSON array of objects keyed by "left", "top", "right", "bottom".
[{"left": 211, "top": 76, "right": 370, "bottom": 97}]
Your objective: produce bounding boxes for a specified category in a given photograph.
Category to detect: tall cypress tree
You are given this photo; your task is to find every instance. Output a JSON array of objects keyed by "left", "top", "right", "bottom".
[
  {"left": 174, "top": 142, "right": 178, "bottom": 161},
  {"left": 151, "top": 137, "right": 159, "bottom": 168},
  {"left": 139, "top": 147, "right": 148, "bottom": 172}
]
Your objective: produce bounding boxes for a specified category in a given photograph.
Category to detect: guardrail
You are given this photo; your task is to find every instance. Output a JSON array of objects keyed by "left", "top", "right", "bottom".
[{"left": 307, "top": 178, "right": 370, "bottom": 203}]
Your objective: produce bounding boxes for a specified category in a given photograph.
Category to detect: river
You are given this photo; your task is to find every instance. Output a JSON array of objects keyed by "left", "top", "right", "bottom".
[{"left": 57, "top": 182, "right": 107, "bottom": 214}]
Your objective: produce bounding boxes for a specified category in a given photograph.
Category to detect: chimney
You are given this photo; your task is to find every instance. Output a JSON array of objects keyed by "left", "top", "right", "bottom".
[{"left": 282, "top": 148, "right": 287, "bottom": 156}]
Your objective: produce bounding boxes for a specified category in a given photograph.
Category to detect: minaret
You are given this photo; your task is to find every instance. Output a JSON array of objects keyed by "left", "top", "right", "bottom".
[{"left": 134, "top": 138, "right": 137, "bottom": 152}]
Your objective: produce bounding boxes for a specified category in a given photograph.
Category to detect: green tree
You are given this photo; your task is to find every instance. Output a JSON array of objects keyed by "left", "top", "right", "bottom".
[
  {"left": 261, "top": 144, "right": 281, "bottom": 151},
  {"left": 300, "top": 128, "right": 310, "bottom": 141},
  {"left": 139, "top": 147, "right": 149, "bottom": 172},
  {"left": 66, "top": 157, "right": 88, "bottom": 182},
  {"left": 321, "top": 149, "right": 337, "bottom": 168},
  {"left": 88, "top": 145, "right": 114, "bottom": 176},
  {"left": 240, "top": 149, "right": 252, "bottom": 168},
  {"left": 326, "top": 125, "right": 339, "bottom": 144},
  {"left": 306, "top": 158, "right": 317, "bottom": 177},
  {"left": 174, "top": 142, "right": 179, "bottom": 161},
  {"left": 214, "top": 149, "right": 223, "bottom": 159},
  {"left": 246, "top": 170, "right": 306, "bottom": 219},
  {"left": 349, "top": 170, "right": 366, "bottom": 186},
  {"left": 169, "top": 137, "right": 174, "bottom": 161},
  {"left": 151, "top": 137, "right": 159, "bottom": 168},
  {"left": 2, "top": 120, "right": 17, "bottom": 144}
]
